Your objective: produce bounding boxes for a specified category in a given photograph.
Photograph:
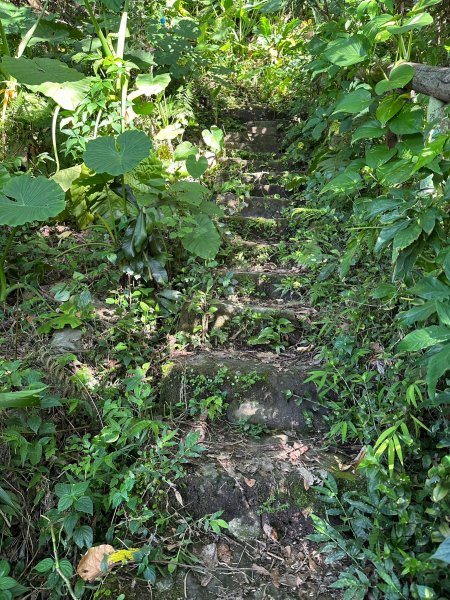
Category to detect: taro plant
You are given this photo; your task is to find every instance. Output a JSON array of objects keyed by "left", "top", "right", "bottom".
[{"left": 0, "top": 173, "right": 65, "bottom": 301}]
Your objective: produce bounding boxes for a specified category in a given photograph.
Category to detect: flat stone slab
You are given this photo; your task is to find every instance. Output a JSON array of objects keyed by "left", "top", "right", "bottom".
[
  {"left": 179, "top": 299, "right": 313, "bottom": 343},
  {"left": 225, "top": 215, "right": 290, "bottom": 240},
  {"left": 226, "top": 269, "right": 306, "bottom": 300},
  {"left": 217, "top": 194, "right": 291, "bottom": 219},
  {"left": 160, "top": 352, "right": 327, "bottom": 432}
]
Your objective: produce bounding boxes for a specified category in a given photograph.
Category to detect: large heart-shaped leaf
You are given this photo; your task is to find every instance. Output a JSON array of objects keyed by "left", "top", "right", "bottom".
[
  {"left": 375, "top": 64, "right": 415, "bottom": 95},
  {"left": 1, "top": 56, "right": 91, "bottom": 110},
  {"left": 333, "top": 88, "right": 373, "bottom": 115},
  {"left": 129, "top": 73, "right": 171, "bottom": 101},
  {"left": 186, "top": 155, "right": 208, "bottom": 179},
  {"left": 181, "top": 214, "right": 220, "bottom": 259},
  {"left": 202, "top": 126, "right": 224, "bottom": 152},
  {"left": 389, "top": 105, "right": 424, "bottom": 135},
  {"left": 324, "top": 35, "right": 368, "bottom": 67},
  {"left": 83, "top": 130, "right": 152, "bottom": 176},
  {"left": 386, "top": 12, "right": 433, "bottom": 35},
  {"left": 0, "top": 175, "right": 66, "bottom": 226}
]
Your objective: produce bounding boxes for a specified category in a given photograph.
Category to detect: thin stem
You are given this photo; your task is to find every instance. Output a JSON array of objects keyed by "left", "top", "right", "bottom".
[
  {"left": 93, "top": 108, "right": 103, "bottom": 138},
  {"left": 82, "top": 0, "right": 114, "bottom": 58},
  {"left": 121, "top": 174, "right": 128, "bottom": 217},
  {"left": 47, "top": 520, "right": 78, "bottom": 600},
  {"left": 0, "top": 227, "right": 17, "bottom": 302},
  {"left": 52, "top": 104, "right": 61, "bottom": 173},
  {"left": 0, "top": 19, "right": 10, "bottom": 56}
]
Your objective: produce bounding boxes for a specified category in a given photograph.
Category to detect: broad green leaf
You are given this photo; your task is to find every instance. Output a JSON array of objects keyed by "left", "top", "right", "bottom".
[
  {"left": 413, "top": 135, "right": 446, "bottom": 172},
  {"left": 377, "top": 159, "right": 415, "bottom": 186},
  {"left": 363, "top": 197, "right": 402, "bottom": 219},
  {"left": 34, "top": 559, "right": 55, "bottom": 573},
  {"left": 387, "top": 12, "right": 433, "bottom": 34},
  {"left": 0, "top": 387, "right": 46, "bottom": 410},
  {"left": 1, "top": 56, "right": 91, "bottom": 110},
  {"left": 186, "top": 155, "right": 208, "bottom": 179},
  {"left": 35, "top": 79, "right": 92, "bottom": 111},
  {"left": 173, "top": 141, "right": 197, "bottom": 161},
  {"left": 73, "top": 525, "right": 93, "bottom": 548},
  {"left": 436, "top": 302, "right": 450, "bottom": 326},
  {"left": 376, "top": 94, "right": 406, "bottom": 126},
  {"left": 375, "top": 64, "right": 415, "bottom": 95},
  {"left": 128, "top": 73, "right": 171, "bottom": 100},
  {"left": 181, "top": 214, "right": 220, "bottom": 259},
  {"left": 398, "top": 301, "right": 437, "bottom": 325},
  {"left": 392, "top": 222, "right": 421, "bottom": 261},
  {"left": 37, "top": 314, "right": 82, "bottom": 334},
  {"left": 202, "top": 126, "right": 224, "bottom": 152},
  {"left": 155, "top": 123, "right": 184, "bottom": 141},
  {"left": 375, "top": 220, "right": 409, "bottom": 253},
  {"left": 74, "top": 495, "right": 93, "bottom": 515},
  {"left": 52, "top": 165, "right": 82, "bottom": 192},
  {"left": 352, "top": 119, "right": 385, "bottom": 143},
  {"left": 171, "top": 181, "right": 209, "bottom": 206},
  {"left": 324, "top": 35, "right": 368, "bottom": 67},
  {"left": 320, "top": 169, "right": 361, "bottom": 195},
  {"left": 398, "top": 326, "right": 450, "bottom": 352},
  {"left": 427, "top": 342, "right": 450, "bottom": 397},
  {"left": 365, "top": 146, "right": 397, "bottom": 169},
  {"left": 0, "top": 175, "right": 65, "bottom": 227},
  {"left": 0, "top": 578, "right": 17, "bottom": 591},
  {"left": 101, "top": 0, "right": 124, "bottom": 11},
  {"left": 389, "top": 105, "right": 424, "bottom": 135},
  {"left": 84, "top": 131, "right": 152, "bottom": 176},
  {"left": 333, "top": 89, "right": 372, "bottom": 114},
  {"left": 431, "top": 538, "right": 450, "bottom": 564},
  {"left": 411, "top": 277, "right": 450, "bottom": 300}
]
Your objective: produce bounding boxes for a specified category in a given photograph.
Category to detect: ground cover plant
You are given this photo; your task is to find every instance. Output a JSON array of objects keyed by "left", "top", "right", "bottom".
[{"left": 0, "top": 0, "right": 449, "bottom": 599}]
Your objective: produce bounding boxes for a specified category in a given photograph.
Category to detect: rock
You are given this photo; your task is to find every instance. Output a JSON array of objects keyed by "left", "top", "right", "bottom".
[
  {"left": 224, "top": 215, "right": 290, "bottom": 241},
  {"left": 217, "top": 194, "right": 291, "bottom": 219},
  {"left": 226, "top": 270, "right": 305, "bottom": 300},
  {"left": 50, "top": 327, "right": 83, "bottom": 354},
  {"left": 178, "top": 299, "right": 312, "bottom": 346},
  {"left": 160, "top": 352, "right": 327, "bottom": 432},
  {"left": 228, "top": 514, "right": 262, "bottom": 542}
]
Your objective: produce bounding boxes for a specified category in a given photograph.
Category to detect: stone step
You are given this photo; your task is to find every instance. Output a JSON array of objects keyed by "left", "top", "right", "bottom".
[
  {"left": 222, "top": 106, "right": 278, "bottom": 122},
  {"left": 224, "top": 269, "right": 306, "bottom": 300},
  {"left": 161, "top": 351, "right": 326, "bottom": 432},
  {"left": 217, "top": 194, "right": 291, "bottom": 219},
  {"left": 226, "top": 140, "right": 280, "bottom": 154},
  {"left": 218, "top": 157, "right": 291, "bottom": 172},
  {"left": 252, "top": 182, "right": 289, "bottom": 196},
  {"left": 246, "top": 119, "right": 283, "bottom": 130},
  {"left": 179, "top": 299, "right": 313, "bottom": 348},
  {"left": 224, "top": 215, "right": 290, "bottom": 240}
]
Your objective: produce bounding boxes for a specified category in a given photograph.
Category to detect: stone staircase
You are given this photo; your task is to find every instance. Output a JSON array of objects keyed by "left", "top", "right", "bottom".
[{"left": 150, "top": 109, "right": 345, "bottom": 599}]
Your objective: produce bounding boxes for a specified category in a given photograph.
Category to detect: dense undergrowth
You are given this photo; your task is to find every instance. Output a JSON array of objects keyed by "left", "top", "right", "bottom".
[{"left": 0, "top": 1, "right": 449, "bottom": 599}]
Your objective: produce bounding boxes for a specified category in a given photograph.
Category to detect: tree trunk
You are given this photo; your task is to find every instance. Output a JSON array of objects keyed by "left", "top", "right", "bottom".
[{"left": 405, "top": 63, "right": 450, "bottom": 103}]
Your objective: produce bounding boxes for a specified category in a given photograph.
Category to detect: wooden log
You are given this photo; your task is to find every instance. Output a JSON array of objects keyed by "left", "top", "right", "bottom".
[{"left": 405, "top": 62, "right": 450, "bottom": 103}]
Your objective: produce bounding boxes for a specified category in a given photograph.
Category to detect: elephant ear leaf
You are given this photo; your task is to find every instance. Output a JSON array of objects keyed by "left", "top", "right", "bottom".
[
  {"left": 181, "top": 214, "right": 221, "bottom": 259},
  {"left": 0, "top": 174, "right": 66, "bottom": 227},
  {"left": 83, "top": 130, "right": 152, "bottom": 176}
]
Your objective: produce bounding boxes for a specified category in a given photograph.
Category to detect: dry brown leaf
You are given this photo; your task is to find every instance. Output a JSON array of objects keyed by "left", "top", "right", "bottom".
[
  {"left": 271, "top": 568, "right": 280, "bottom": 588},
  {"left": 263, "top": 522, "right": 278, "bottom": 541},
  {"left": 308, "top": 557, "right": 318, "bottom": 572},
  {"left": 174, "top": 489, "right": 184, "bottom": 506},
  {"left": 293, "top": 442, "right": 309, "bottom": 455},
  {"left": 77, "top": 545, "right": 115, "bottom": 582},
  {"left": 339, "top": 446, "right": 367, "bottom": 473},
  {"left": 279, "top": 573, "right": 302, "bottom": 587},
  {"left": 244, "top": 478, "right": 256, "bottom": 488},
  {"left": 217, "top": 544, "right": 232, "bottom": 564},
  {"left": 252, "top": 563, "right": 271, "bottom": 577}
]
